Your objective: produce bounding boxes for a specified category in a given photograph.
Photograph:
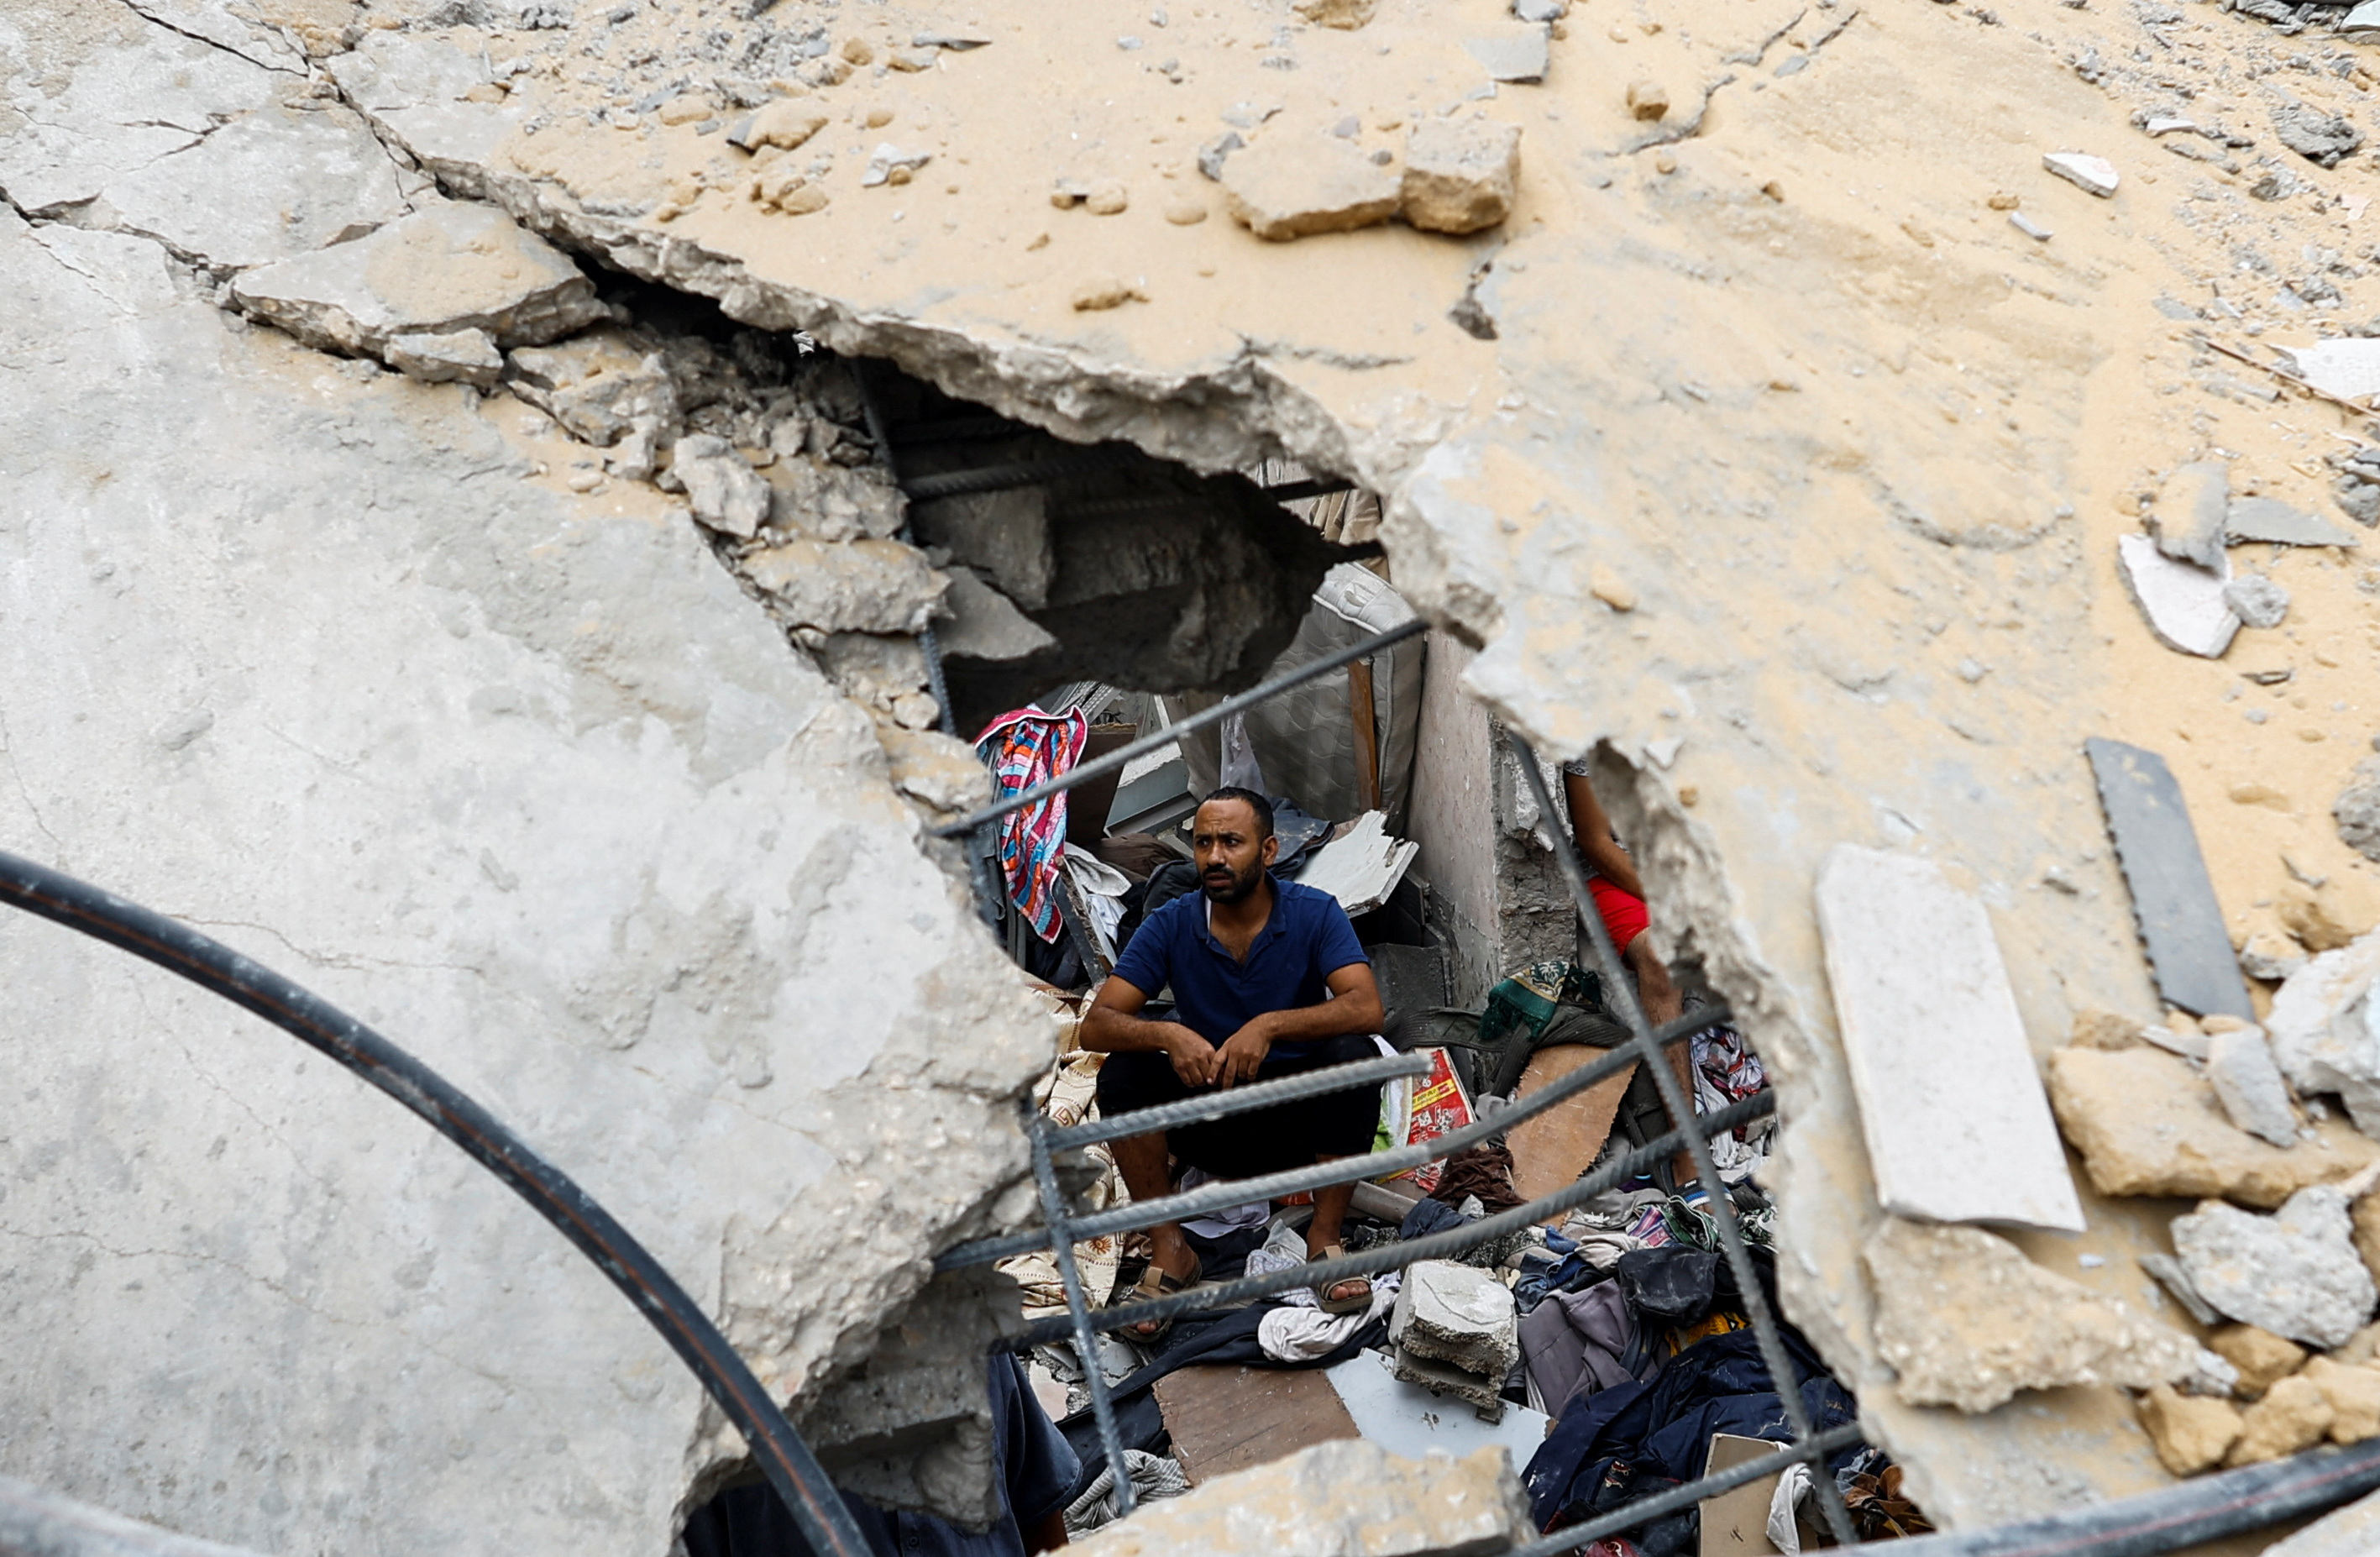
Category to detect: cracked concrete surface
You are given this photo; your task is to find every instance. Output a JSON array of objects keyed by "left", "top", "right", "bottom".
[
  {"left": 0, "top": 125, "right": 1046, "bottom": 1557},
  {"left": 13, "top": 0, "right": 2380, "bottom": 1544}
]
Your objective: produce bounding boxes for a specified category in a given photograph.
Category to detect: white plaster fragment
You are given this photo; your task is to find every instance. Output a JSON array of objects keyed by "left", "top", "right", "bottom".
[
  {"left": 2116, "top": 533, "right": 2240, "bottom": 658},
  {"left": 1816, "top": 845, "right": 2086, "bottom": 1232},
  {"left": 2042, "top": 151, "right": 2120, "bottom": 197}
]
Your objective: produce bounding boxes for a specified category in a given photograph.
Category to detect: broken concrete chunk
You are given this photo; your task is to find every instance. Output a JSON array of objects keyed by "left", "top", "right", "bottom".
[
  {"left": 506, "top": 328, "right": 680, "bottom": 447},
  {"left": 1864, "top": 1219, "right": 2209, "bottom": 1413},
  {"left": 2173, "top": 1183, "right": 2379, "bottom": 1350},
  {"left": 2228, "top": 495, "right": 2361, "bottom": 548},
  {"left": 1815, "top": 846, "right": 2085, "bottom": 1232},
  {"left": 230, "top": 202, "right": 607, "bottom": 362},
  {"left": 673, "top": 433, "right": 773, "bottom": 537},
  {"left": 2230, "top": 1375, "right": 2335, "bottom": 1465},
  {"left": 2116, "top": 533, "right": 2239, "bottom": 658},
  {"left": 2044, "top": 1046, "right": 2377, "bottom": 1208},
  {"left": 2273, "top": 103, "right": 2364, "bottom": 168},
  {"left": 383, "top": 326, "right": 503, "bottom": 389},
  {"left": 2042, "top": 151, "right": 2120, "bottom": 197},
  {"left": 2138, "top": 1384, "right": 2244, "bottom": 1475},
  {"left": 2334, "top": 763, "right": 2380, "bottom": 866},
  {"left": 771, "top": 459, "right": 907, "bottom": 544},
  {"left": 1390, "top": 1261, "right": 1519, "bottom": 1378},
  {"left": 2155, "top": 460, "right": 2230, "bottom": 569},
  {"left": 2266, "top": 930, "right": 2380, "bottom": 1133},
  {"left": 2204, "top": 1025, "right": 2302, "bottom": 1147},
  {"left": 2304, "top": 1355, "right": 2380, "bottom": 1443},
  {"left": 934, "top": 568, "right": 1059, "bottom": 662},
  {"left": 731, "top": 99, "right": 828, "bottom": 152},
  {"left": 1463, "top": 27, "right": 1551, "bottom": 83},
  {"left": 862, "top": 144, "right": 932, "bottom": 187},
  {"left": 1197, "top": 131, "right": 1245, "bottom": 181},
  {"left": 874, "top": 726, "right": 991, "bottom": 814},
  {"left": 2142, "top": 1251, "right": 2223, "bottom": 1327},
  {"left": 1068, "top": 1439, "right": 1530, "bottom": 1557},
  {"left": 1626, "top": 80, "right": 1670, "bottom": 122},
  {"left": 1514, "top": 0, "right": 1569, "bottom": 18},
  {"left": 2225, "top": 574, "right": 2291, "bottom": 631},
  {"left": 1221, "top": 134, "right": 1402, "bottom": 240},
  {"left": 1400, "top": 118, "right": 1522, "bottom": 235},
  {"left": 2208, "top": 1323, "right": 2308, "bottom": 1398},
  {"left": 743, "top": 537, "right": 947, "bottom": 635}
]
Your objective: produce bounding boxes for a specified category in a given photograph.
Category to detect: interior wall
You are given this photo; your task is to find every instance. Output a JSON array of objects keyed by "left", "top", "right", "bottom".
[{"left": 1407, "top": 631, "right": 1501, "bottom": 1005}]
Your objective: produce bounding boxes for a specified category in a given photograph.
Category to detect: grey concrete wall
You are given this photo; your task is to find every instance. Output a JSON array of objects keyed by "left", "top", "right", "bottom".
[{"left": 1406, "top": 631, "right": 1500, "bottom": 1006}]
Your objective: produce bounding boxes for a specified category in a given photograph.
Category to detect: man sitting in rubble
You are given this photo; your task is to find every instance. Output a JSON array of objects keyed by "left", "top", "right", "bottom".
[{"left": 1082, "top": 786, "right": 1387, "bottom": 1336}]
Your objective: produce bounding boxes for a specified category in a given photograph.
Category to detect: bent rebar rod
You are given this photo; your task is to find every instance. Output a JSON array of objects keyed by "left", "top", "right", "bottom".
[{"left": 0, "top": 851, "right": 871, "bottom": 1557}]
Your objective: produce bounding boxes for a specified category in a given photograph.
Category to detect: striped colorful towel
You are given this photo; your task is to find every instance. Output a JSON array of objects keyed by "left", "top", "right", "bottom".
[{"left": 973, "top": 705, "right": 1089, "bottom": 942}]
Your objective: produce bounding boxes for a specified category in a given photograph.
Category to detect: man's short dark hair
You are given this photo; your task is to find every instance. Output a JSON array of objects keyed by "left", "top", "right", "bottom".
[{"left": 1199, "top": 786, "right": 1275, "bottom": 839}]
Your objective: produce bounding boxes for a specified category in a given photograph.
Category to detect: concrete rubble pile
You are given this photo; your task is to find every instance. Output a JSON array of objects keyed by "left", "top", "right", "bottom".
[{"left": 13, "top": 0, "right": 2380, "bottom": 1548}]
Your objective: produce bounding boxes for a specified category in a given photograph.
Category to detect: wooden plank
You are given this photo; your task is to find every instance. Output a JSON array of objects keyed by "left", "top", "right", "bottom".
[
  {"left": 1507, "top": 1045, "right": 1636, "bottom": 1214},
  {"left": 1151, "top": 1364, "right": 1361, "bottom": 1486},
  {"left": 1347, "top": 659, "right": 1382, "bottom": 813}
]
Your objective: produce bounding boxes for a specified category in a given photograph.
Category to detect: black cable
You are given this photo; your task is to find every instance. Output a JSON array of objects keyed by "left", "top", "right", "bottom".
[{"left": 0, "top": 851, "right": 872, "bottom": 1557}]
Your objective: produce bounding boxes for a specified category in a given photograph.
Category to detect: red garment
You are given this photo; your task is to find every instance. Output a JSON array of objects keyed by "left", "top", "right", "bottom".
[{"left": 1587, "top": 874, "right": 1649, "bottom": 954}]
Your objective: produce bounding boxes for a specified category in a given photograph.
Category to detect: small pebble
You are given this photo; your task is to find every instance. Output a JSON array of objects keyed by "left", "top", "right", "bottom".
[
  {"left": 2246, "top": 709, "right": 2270, "bottom": 724},
  {"left": 2078, "top": 1253, "right": 2106, "bottom": 1269},
  {"left": 1086, "top": 181, "right": 1130, "bottom": 215},
  {"left": 1654, "top": 150, "right": 1678, "bottom": 175},
  {"left": 840, "top": 36, "right": 874, "bottom": 65},
  {"left": 1163, "top": 197, "right": 1208, "bottom": 225},
  {"left": 864, "top": 107, "right": 893, "bottom": 128}
]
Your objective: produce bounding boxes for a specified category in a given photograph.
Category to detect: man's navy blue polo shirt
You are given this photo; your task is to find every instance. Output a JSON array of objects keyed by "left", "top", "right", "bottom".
[{"left": 1109, "top": 878, "right": 1370, "bottom": 1047}]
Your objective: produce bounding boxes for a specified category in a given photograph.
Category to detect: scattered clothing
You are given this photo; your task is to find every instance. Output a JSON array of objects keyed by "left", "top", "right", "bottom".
[
  {"left": 1767, "top": 1461, "right": 1812, "bottom": 1555},
  {"left": 1062, "top": 1450, "right": 1188, "bottom": 1536},
  {"left": 1259, "top": 1267, "right": 1403, "bottom": 1360},
  {"left": 1429, "top": 1141, "right": 1523, "bottom": 1211},
  {"left": 1090, "top": 831, "right": 1176, "bottom": 883},
  {"left": 1398, "top": 1194, "right": 1528, "bottom": 1271},
  {"left": 1062, "top": 845, "right": 1132, "bottom": 962},
  {"left": 1523, "top": 1329, "right": 1861, "bottom": 1538},
  {"left": 975, "top": 705, "right": 1089, "bottom": 943},
  {"left": 684, "top": 1353, "right": 1077, "bottom": 1557},
  {"left": 1520, "top": 1281, "right": 1655, "bottom": 1420},
  {"left": 1176, "top": 1167, "right": 1269, "bottom": 1240}
]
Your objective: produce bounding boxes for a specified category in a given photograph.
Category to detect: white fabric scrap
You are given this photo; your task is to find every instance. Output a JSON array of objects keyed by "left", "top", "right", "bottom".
[
  {"left": 1767, "top": 1460, "right": 1811, "bottom": 1555},
  {"left": 1177, "top": 1166, "right": 1270, "bottom": 1239},
  {"left": 1258, "top": 1267, "right": 1402, "bottom": 1360}
]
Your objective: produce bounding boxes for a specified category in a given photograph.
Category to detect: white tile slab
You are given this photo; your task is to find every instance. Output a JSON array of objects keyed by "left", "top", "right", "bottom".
[{"left": 1815, "top": 846, "right": 2087, "bottom": 1231}]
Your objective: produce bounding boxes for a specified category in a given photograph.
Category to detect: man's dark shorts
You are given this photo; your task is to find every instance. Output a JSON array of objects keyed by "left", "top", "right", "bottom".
[{"left": 1095, "top": 1032, "right": 1381, "bottom": 1178}]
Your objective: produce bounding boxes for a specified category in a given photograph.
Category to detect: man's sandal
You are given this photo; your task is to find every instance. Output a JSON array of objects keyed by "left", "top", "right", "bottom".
[
  {"left": 1122, "top": 1253, "right": 1202, "bottom": 1342},
  {"left": 1313, "top": 1245, "right": 1372, "bottom": 1315}
]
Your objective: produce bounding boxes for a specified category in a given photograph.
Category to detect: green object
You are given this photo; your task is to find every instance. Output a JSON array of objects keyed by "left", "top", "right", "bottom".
[{"left": 1476, "top": 959, "right": 1603, "bottom": 1052}]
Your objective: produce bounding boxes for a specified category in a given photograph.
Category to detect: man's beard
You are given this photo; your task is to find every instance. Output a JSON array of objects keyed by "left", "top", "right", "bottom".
[{"left": 1200, "top": 861, "right": 1263, "bottom": 904}]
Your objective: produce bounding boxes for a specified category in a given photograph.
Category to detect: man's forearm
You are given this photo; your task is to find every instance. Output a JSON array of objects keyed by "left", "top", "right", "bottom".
[
  {"left": 1079, "top": 1006, "right": 1194, "bottom": 1054},
  {"left": 1258, "top": 992, "right": 1384, "bottom": 1043}
]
